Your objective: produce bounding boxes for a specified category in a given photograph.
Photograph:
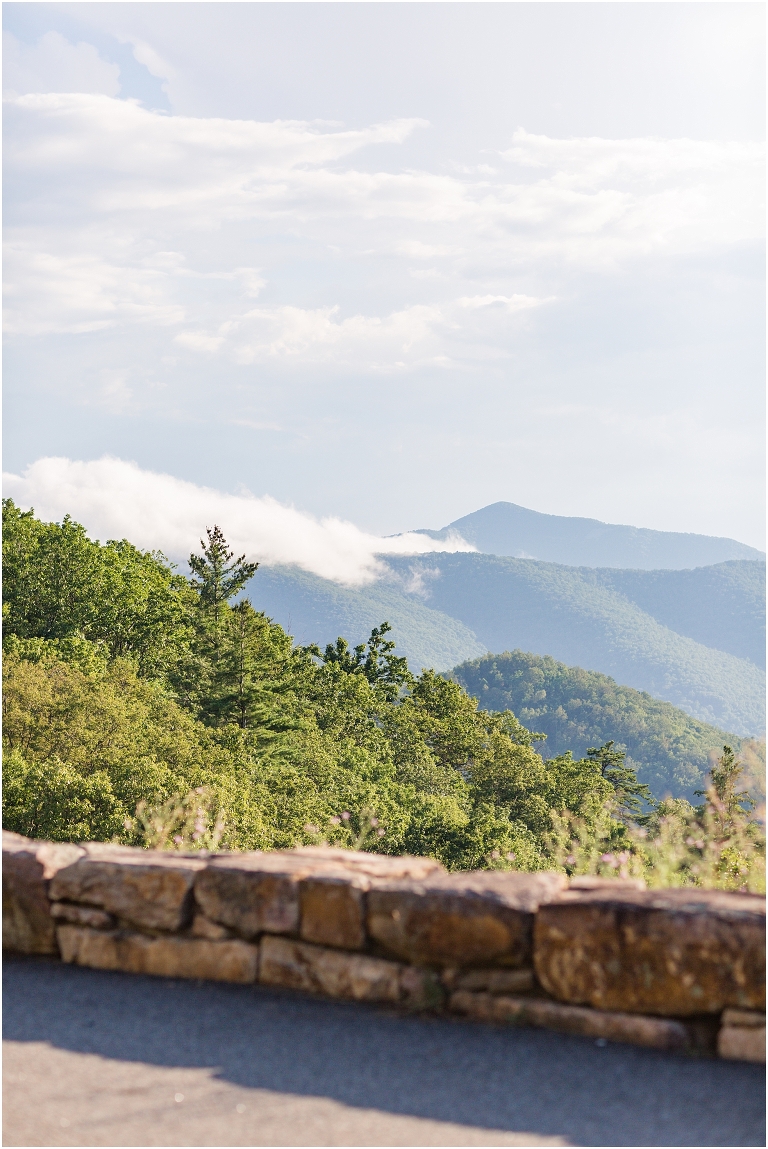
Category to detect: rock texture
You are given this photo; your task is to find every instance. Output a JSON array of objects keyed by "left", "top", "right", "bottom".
[
  {"left": 259, "top": 935, "right": 403, "bottom": 1002},
  {"left": 49, "top": 845, "right": 206, "bottom": 932},
  {"left": 299, "top": 870, "right": 369, "bottom": 950},
  {"left": 190, "top": 914, "right": 233, "bottom": 940},
  {"left": 196, "top": 848, "right": 442, "bottom": 943},
  {"left": 450, "top": 991, "right": 695, "bottom": 1052},
  {"left": 298, "top": 852, "right": 442, "bottom": 951},
  {"left": 57, "top": 925, "right": 259, "bottom": 983},
  {"left": 292, "top": 847, "right": 442, "bottom": 881},
  {"left": 50, "top": 903, "right": 115, "bottom": 929},
  {"left": 717, "top": 1024, "right": 765, "bottom": 1063},
  {"left": 534, "top": 887, "right": 766, "bottom": 1016},
  {"left": 717, "top": 1008, "right": 766, "bottom": 1064},
  {"left": 368, "top": 871, "right": 567, "bottom": 968},
  {"left": 3, "top": 831, "right": 85, "bottom": 954},
  {"left": 194, "top": 851, "right": 334, "bottom": 938},
  {"left": 443, "top": 967, "right": 536, "bottom": 994}
]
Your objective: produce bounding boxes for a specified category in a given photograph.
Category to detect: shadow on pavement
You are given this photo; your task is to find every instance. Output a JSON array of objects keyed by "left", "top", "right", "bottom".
[{"left": 3, "top": 956, "right": 765, "bottom": 1147}]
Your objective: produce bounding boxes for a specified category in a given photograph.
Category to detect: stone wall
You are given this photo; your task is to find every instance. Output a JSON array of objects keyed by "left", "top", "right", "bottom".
[{"left": 3, "top": 831, "right": 764, "bottom": 1063}]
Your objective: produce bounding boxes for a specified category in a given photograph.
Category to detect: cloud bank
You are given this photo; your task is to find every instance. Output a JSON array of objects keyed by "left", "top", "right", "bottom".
[
  {"left": 5, "top": 94, "right": 762, "bottom": 368},
  {"left": 2, "top": 457, "right": 475, "bottom": 585}
]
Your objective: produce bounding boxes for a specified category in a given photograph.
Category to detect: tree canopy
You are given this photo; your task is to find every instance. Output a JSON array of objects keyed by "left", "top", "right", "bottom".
[{"left": 2, "top": 501, "right": 763, "bottom": 889}]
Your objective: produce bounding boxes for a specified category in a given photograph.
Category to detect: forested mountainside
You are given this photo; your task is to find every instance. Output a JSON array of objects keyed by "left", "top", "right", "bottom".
[
  {"left": 0, "top": 500, "right": 635, "bottom": 870},
  {"left": 3, "top": 500, "right": 763, "bottom": 891},
  {"left": 256, "top": 555, "right": 765, "bottom": 736},
  {"left": 253, "top": 565, "right": 485, "bottom": 671},
  {"left": 588, "top": 561, "right": 765, "bottom": 669},
  {"left": 451, "top": 651, "right": 763, "bottom": 804},
  {"left": 414, "top": 501, "right": 764, "bottom": 569}
]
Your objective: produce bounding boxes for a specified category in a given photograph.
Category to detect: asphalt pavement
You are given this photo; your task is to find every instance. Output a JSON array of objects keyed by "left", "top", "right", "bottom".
[{"left": 3, "top": 955, "right": 765, "bottom": 1147}]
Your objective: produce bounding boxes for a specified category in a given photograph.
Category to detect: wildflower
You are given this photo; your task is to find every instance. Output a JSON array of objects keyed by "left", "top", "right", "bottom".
[
  {"left": 490, "top": 850, "right": 501, "bottom": 860},
  {"left": 173, "top": 835, "right": 183, "bottom": 845},
  {"left": 341, "top": 811, "right": 351, "bottom": 821},
  {"left": 304, "top": 824, "right": 319, "bottom": 835},
  {"left": 506, "top": 852, "right": 516, "bottom": 861},
  {"left": 377, "top": 828, "right": 385, "bottom": 837},
  {"left": 370, "top": 817, "right": 379, "bottom": 827},
  {"left": 329, "top": 815, "right": 341, "bottom": 825}
]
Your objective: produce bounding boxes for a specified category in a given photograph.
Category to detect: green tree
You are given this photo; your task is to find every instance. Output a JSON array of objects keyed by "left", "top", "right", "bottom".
[
  {"left": 318, "top": 622, "right": 413, "bottom": 702},
  {"left": 205, "top": 599, "right": 313, "bottom": 735},
  {"left": 175, "top": 527, "right": 261, "bottom": 721},
  {"left": 696, "top": 744, "right": 755, "bottom": 819},
  {"left": 2, "top": 498, "right": 193, "bottom": 681},
  {"left": 586, "top": 741, "right": 655, "bottom": 823},
  {"left": 188, "top": 526, "right": 258, "bottom": 632}
]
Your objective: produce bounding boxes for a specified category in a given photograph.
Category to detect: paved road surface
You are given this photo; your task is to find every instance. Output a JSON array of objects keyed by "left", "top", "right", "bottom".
[{"left": 3, "top": 956, "right": 764, "bottom": 1147}]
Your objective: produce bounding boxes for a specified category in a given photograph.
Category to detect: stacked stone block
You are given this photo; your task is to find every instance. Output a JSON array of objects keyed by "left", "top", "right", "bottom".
[{"left": 3, "top": 830, "right": 764, "bottom": 1063}]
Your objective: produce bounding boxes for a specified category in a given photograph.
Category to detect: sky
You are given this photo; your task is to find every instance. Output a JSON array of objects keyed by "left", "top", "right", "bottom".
[{"left": 3, "top": 2, "right": 765, "bottom": 577}]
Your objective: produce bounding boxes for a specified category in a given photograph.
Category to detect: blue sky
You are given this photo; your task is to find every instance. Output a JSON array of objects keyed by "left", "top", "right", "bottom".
[{"left": 3, "top": 2, "right": 765, "bottom": 573}]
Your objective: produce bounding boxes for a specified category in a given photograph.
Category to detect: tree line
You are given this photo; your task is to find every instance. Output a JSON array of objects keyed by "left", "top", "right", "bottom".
[{"left": 2, "top": 499, "right": 762, "bottom": 888}]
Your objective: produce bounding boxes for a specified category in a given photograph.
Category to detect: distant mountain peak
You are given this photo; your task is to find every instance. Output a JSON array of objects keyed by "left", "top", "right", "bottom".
[{"left": 414, "top": 501, "right": 763, "bottom": 570}]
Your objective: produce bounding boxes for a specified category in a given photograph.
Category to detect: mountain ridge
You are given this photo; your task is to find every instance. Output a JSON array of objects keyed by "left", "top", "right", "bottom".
[
  {"left": 249, "top": 552, "right": 765, "bottom": 736},
  {"left": 450, "top": 649, "right": 757, "bottom": 803},
  {"left": 413, "top": 501, "right": 764, "bottom": 570},
  {"left": 382, "top": 552, "right": 764, "bottom": 736}
]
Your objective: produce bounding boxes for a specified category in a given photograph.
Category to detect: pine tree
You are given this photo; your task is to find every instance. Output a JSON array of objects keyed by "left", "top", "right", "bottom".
[
  {"left": 188, "top": 526, "right": 258, "bottom": 630},
  {"left": 586, "top": 740, "right": 655, "bottom": 823}
]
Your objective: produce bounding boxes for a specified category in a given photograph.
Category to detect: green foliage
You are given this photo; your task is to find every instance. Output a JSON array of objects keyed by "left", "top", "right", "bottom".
[
  {"left": 452, "top": 650, "right": 756, "bottom": 803},
  {"left": 2, "top": 498, "right": 193, "bottom": 680},
  {"left": 546, "top": 746, "right": 765, "bottom": 893},
  {"left": 2, "top": 506, "right": 763, "bottom": 889},
  {"left": 584, "top": 740, "right": 655, "bottom": 823},
  {"left": 188, "top": 525, "right": 258, "bottom": 625},
  {"left": 317, "top": 621, "right": 413, "bottom": 702},
  {"left": 2, "top": 749, "right": 125, "bottom": 844},
  {"left": 127, "top": 787, "right": 227, "bottom": 852}
]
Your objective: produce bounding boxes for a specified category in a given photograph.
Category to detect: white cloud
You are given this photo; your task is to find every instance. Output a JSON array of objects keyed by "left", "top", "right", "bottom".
[
  {"left": 499, "top": 129, "right": 764, "bottom": 264},
  {"left": 216, "top": 302, "right": 446, "bottom": 368},
  {"left": 3, "top": 94, "right": 763, "bottom": 373},
  {"left": 122, "top": 37, "right": 176, "bottom": 84},
  {"left": 458, "top": 294, "right": 554, "bottom": 312},
  {"left": 2, "top": 457, "right": 476, "bottom": 586},
  {"left": 3, "top": 32, "right": 120, "bottom": 97},
  {"left": 3, "top": 240, "right": 186, "bottom": 335}
]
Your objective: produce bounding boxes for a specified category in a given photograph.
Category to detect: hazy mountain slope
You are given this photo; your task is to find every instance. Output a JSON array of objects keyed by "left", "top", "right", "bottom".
[
  {"left": 416, "top": 501, "right": 763, "bottom": 569},
  {"left": 250, "top": 565, "right": 486, "bottom": 671},
  {"left": 589, "top": 561, "right": 766, "bottom": 669},
  {"left": 384, "top": 553, "right": 765, "bottom": 736},
  {"left": 451, "top": 650, "right": 746, "bottom": 802}
]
